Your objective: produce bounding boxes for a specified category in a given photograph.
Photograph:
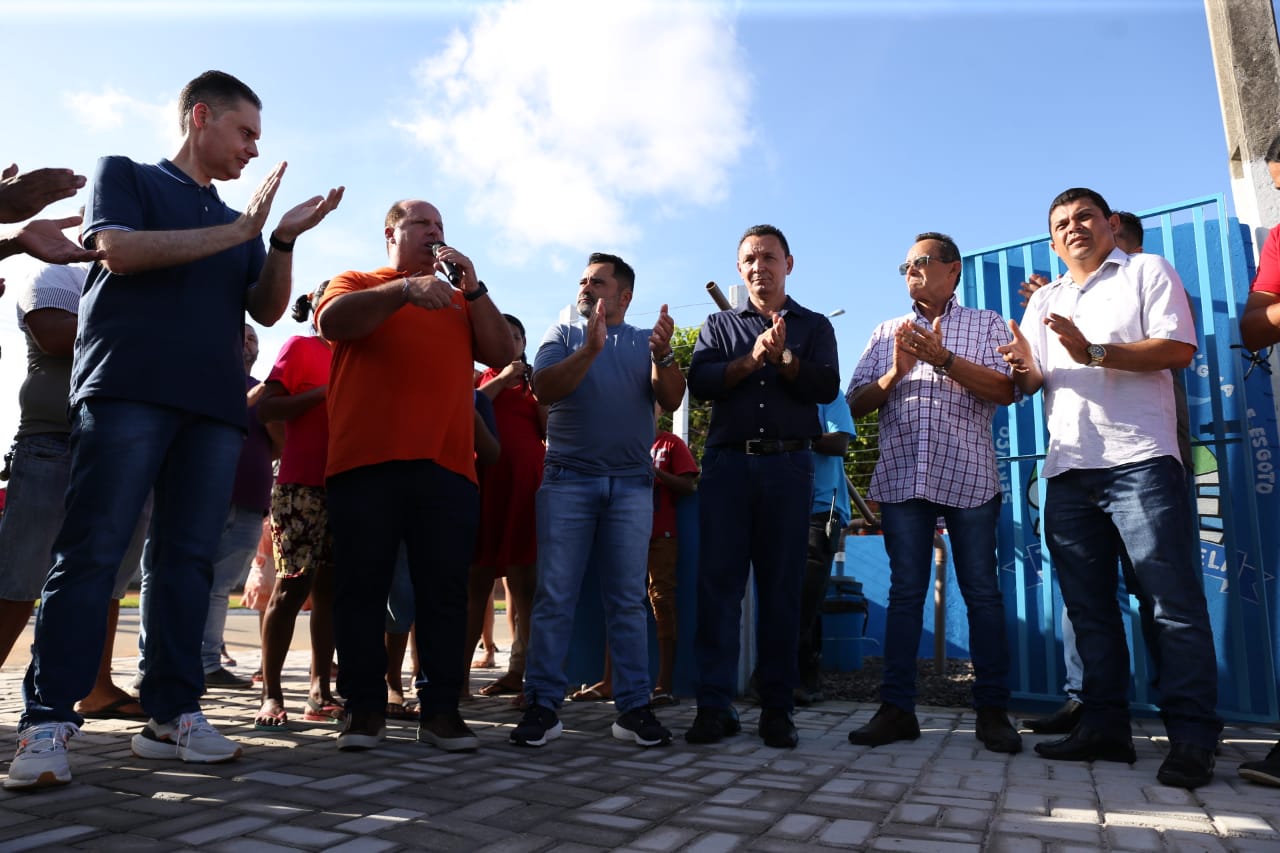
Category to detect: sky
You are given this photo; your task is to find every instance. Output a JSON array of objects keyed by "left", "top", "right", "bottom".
[{"left": 0, "top": 0, "right": 1265, "bottom": 446}]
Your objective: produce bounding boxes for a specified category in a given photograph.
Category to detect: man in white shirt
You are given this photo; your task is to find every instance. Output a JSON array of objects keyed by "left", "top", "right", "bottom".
[{"left": 999, "top": 187, "right": 1220, "bottom": 790}]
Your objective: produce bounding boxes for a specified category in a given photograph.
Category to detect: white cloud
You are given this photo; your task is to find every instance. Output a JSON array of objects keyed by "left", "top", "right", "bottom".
[
  {"left": 62, "top": 88, "right": 177, "bottom": 149},
  {"left": 395, "top": 0, "right": 752, "bottom": 255}
]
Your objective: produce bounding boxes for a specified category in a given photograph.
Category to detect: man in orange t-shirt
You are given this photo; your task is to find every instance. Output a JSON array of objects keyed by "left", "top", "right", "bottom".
[{"left": 316, "top": 199, "right": 512, "bottom": 754}]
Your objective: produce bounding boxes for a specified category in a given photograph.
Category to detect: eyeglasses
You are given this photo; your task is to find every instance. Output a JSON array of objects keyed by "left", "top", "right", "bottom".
[{"left": 899, "top": 255, "right": 938, "bottom": 276}]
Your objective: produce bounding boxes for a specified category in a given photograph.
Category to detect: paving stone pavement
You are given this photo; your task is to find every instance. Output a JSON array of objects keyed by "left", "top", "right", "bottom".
[{"left": 0, "top": 650, "right": 1278, "bottom": 851}]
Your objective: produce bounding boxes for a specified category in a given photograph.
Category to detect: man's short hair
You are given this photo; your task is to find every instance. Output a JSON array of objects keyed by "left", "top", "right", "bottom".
[
  {"left": 914, "top": 231, "right": 961, "bottom": 285},
  {"left": 178, "top": 71, "right": 261, "bottom": 134},
  {"left": 1266, "top": 133, "right": 1280, "bottom": 163},
  {"left": 385, "top": 199, "right": 411, "bottom": 231},
  {"left": 1113, "top": 211, "right": 1144, "bottom": 251},
  {"left": 1047, "top": 188, "right": 1112, "bottom": 228},
  {"left": 588, "top": 252, "right": 635, "bottom": 292},
  {"left": 738, "top": 224, "right": 791, "bottom": 258}
]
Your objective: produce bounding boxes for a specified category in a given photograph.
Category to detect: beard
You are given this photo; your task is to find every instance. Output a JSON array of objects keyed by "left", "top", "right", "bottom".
[{"left": 577, "top": 295, "right": 596, "bottom": 318}]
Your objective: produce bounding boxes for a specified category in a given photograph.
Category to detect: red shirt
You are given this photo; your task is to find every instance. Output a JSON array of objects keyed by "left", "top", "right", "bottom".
[
  {"left": 268, "top": 335, "right": 331, "bottom": 487},
  {"left": 651, "top": 431, "right": 698, "bottom": 539},
  {"left": 1251, "top": 223, "right": 1280, "bottom": 294}
]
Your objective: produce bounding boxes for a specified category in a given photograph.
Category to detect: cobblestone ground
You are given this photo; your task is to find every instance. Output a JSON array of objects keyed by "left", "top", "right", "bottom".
[{"left": 0, "top": 650, "right": 1277, "bottom": 852}]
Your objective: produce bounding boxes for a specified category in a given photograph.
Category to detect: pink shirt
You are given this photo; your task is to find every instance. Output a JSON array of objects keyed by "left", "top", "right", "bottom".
[{"left": 267, "top": 335, "right": 331, "bottom": 487}]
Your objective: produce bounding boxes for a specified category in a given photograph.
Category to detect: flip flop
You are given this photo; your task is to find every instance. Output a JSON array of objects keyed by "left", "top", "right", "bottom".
[
  {"left": 478, "top": 678, "right": 521, "bottom": 697},
  {"left": 302, "top": 699, "right": 346, "bottom": 723},
  {"left": 568, "top": 684, "right": 611, "bottom": 702},
  {"left": 77, "top": 696, "right": 148, "bottom": 720},
  {"left": 650, "top": 690, "right": 679, "bottom": 708},
  {"left": 253, "top": 707, "right": 289, "bottom": 731},
  {"left": 385, "top": 701, "right": 419, "bottom": 721}
]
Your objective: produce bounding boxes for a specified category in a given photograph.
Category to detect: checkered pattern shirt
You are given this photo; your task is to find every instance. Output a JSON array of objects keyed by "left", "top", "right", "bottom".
[{"left": 848, "top": 297, "right": 1011, "bottom": 508}]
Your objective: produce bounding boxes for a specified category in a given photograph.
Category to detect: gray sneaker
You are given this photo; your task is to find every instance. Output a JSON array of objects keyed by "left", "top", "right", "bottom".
[
  {"left": 131, "top": 711, "right": 242, "bottom": 763},
  {"left": 4, "top": 722, "right": 78, "bottom": 790}
]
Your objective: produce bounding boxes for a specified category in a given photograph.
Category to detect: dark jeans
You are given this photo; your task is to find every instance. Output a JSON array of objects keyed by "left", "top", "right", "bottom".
[
  {"left": 1045, "top": 455, "right": 1221, "bottom": 749},
  {"left": 695, "top": 447, "right": 813, "bottom": 711},
  {"left": 878, "top": 494, "right": 1010, "bottom": 712},
  {"left": 22, "top": 399, "right": 242, "bottom": 727},
  {"left": 327, "top": 460, "right": 478, "bottom": 716}
]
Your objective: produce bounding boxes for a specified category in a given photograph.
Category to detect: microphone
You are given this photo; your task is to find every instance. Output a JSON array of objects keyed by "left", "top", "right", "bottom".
[{"left": 430, "top": 242, "right": 461, "bottom": 287}]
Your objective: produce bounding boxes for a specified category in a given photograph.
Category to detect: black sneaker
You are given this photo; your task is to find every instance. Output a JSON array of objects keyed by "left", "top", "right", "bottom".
[
  {"left": 203, "top": 667, "right": 254, "bottom": 689},
  {"left": 1239, "top": 740, "right": 1280, "bottom": 786},
  {"left": 684, "top": 706, "right": 741, "bottom": 744},
  {"left": 758, "top": 708, "right": 798, "bottom": 749},
  {"left": 510, "top": 704, "right": 562, "bottom": 747},
  {"left": 1157, "top": 742, "right": 1215, "bottom": 789},
  {"left": 612, "top": 705, "right": 672, "bottom": 747}
]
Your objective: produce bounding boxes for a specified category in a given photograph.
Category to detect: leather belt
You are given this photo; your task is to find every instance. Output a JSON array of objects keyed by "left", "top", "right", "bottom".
[{"left": 736, "top": 439, "right": 812, "bottom": 456}]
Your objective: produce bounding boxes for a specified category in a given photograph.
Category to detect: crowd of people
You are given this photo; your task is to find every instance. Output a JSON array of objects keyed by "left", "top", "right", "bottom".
[{"left": 0, "top": 68, "right": 1277, "bottom": 798}]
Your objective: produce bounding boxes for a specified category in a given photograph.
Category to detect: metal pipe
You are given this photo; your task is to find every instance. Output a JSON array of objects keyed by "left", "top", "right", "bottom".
[
  {"left": 706, "top": 281, "right": 731, "bottom": 311},
  {"left": 933, "top": 532, "right": 947, "bottom": 675}
]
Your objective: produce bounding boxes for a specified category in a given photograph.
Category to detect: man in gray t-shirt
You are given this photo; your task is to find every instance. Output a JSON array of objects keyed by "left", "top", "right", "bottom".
[
  {"left": 512, "top": 252, "right": 685, "bottom": 749},
  {"left": 0, "top": 259, "right": 148, "bottom": 716}
]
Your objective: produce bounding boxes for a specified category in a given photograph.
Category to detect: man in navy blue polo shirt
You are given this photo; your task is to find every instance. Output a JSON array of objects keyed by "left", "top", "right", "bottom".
[
  {"left": 5, "top": 70, "right": 343, "bottom": 791},
  {"left": 685, "top": 224, "right": 839, "bottom": 749}
]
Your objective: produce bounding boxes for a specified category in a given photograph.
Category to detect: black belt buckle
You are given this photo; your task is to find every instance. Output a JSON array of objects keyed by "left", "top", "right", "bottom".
[{"left": 744, "top": 439, "right": 807, "bottom": 455}]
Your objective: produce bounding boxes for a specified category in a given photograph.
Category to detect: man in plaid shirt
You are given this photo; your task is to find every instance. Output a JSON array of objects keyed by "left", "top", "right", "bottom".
[{"left": 845, "top": 231, "right": 1020, "bottom": 755}]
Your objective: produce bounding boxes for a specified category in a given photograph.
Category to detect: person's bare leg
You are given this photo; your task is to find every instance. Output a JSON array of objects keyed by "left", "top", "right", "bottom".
[
  {"left": 308, "top": 562, "right": 337, "bottom": 706},
  {"left": 655, "top": 637, "right": 676, "bottom": 696},
  {"left": 465, "top": 565, "right": 503, "bottom": 695},
  {"left": 474, "top": 586, "right": 496, "bottom": 668},
  {"left": 0, "top": 598, "right": 35, "bottom": 667},
  {"left": 503, "top": 576, "right": 516, "bottom": 648},
  {"left": 75, "top": 599, "right": 145, "bottom": 714},
  {"left": 385, "top": 630, "right": 410, "bottom": 706},
  {"left": 256, "top": 573, "right": 312, "bottom": 724},
  {"left": 573, "top": 645, "right": 613, "bottom": 701}
]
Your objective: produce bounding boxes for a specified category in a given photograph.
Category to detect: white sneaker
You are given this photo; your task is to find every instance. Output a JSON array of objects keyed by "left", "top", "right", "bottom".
[
  {"left": 131, "top": 711, "right": 242, "bottom": 763},
  {"left": 5, "top": 721, "right": 78, "bottom": 790}
]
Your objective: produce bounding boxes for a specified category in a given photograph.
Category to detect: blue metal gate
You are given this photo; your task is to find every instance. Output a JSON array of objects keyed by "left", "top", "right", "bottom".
[{"left": 962, "top": 195, "right": 1280, "bottom": 722}]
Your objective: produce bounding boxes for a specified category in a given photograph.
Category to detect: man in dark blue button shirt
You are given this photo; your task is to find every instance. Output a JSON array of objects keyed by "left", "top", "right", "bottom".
[{"left": 685, "top": 224, "right": 839, "bottom": 749}]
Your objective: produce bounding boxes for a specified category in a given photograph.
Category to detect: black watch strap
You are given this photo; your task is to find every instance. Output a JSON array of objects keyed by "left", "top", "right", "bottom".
[{"left": 464, "top": 280, "right": 488, "bottom": 302}]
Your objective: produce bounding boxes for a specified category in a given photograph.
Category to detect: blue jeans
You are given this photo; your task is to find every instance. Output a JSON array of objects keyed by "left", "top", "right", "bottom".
[
  {"left": 138, "top": 503, "right": 263, "bottom": 674},
  {"left": 21, "top": 399, "right": 243, "bottom": 728},
  {"left": 327, "top": 460, "right": 478, "bottom": 716},
  {"left": 1045, "top": 455, "right": 1221, "bottom": 749},
  {"left": 879, "top": 495, "right": 1010, "bottom": 712},
  {"left": 202, "top": 505, "right": 264, "bottom": 671},
  {"left": 0, "top": 433, "right": 147, "bottom": 601},
  {"left": 695, "top": 447, "right": 813, "bottom": 711},
  {"left": 524, "top": 465, "right": 653, "bottom": 714}
]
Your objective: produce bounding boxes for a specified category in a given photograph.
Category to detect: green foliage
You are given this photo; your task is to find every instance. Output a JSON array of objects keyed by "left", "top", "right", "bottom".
[
  {"left": 665, "top": 323, "right": 712, "bottom": 461},
  {"left": 846, "top": 409, "right": 880, "bottom": 503}
]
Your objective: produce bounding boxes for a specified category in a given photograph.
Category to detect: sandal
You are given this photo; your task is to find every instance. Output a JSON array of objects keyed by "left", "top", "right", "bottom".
[
  {"left": 478, "top": 676, "right": 522, "bottom": 697},
  {"left": 254, "top": 706, "right": 289, "bottom": 731},
  {"left": 650, "top": 690, "right": 679, "bottom": 708},
  {"left": 385, "top": 701, "right": 419, "bottom": 721},
  {"left": 302, "top": 698, "right": 345, "bottom": 723},
  {"left": 568, "top": 684, "right": 611, "bottom": 702}
]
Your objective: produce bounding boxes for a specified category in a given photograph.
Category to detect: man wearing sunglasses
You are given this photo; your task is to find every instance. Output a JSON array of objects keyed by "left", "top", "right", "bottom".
[{"left": 845, "top": 232, "right": 1020, "bottom": 755}]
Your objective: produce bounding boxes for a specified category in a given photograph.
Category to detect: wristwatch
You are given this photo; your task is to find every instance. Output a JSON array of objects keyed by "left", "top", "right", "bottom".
[
  {"left": 464, "top": 280, "right": 489, "bottom": 302},
  {"left": 934, "top": 350, "right": 956, "bottom": 376},
  {"left": 1087, "top": 343, "right": 1106, "bottom": 367},
  {"left": 780, "top": 348, "right": 794, "bottom": 367},
  {"left": 652, "top": 350, "right": 675, "bottom": 368}
]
